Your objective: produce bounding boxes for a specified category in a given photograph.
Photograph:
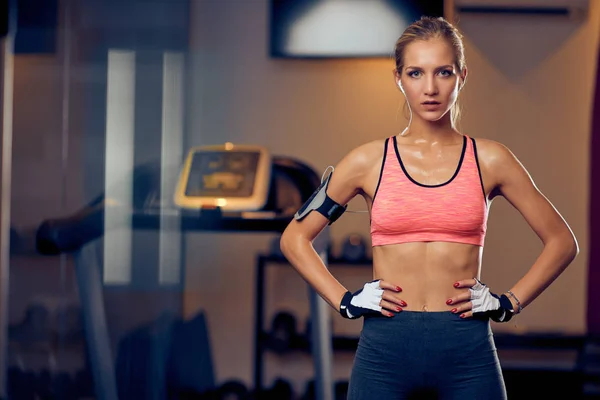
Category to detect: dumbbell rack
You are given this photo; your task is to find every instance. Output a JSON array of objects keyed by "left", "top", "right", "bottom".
[{"left": 253, "top": 254, "right": 372, "bottom": 397}]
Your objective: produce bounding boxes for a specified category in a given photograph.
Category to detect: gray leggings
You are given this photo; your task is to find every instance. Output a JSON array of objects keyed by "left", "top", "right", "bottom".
[{"left": 347, "top": 311, "right": 507, "bottom": 400}]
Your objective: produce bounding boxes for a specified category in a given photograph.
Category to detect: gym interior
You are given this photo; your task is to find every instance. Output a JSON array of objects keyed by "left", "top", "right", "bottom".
[{"left": 1, "top": 0, "right": 600, "bottom": 399}]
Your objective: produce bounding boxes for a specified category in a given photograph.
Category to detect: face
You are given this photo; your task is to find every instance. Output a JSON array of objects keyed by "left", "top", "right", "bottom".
[{"left": 396, "top": 38, "right": 466, "bottom": 122}]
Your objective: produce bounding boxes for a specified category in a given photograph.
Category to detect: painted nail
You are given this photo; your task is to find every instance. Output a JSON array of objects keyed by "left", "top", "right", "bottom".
[
  {"left": 453, "top": 282, "right": 460, "bottom": 288},
  {"left": 446, "top": 299, "right": 453, "bottom": 305},
  {"left": 396, "top": 286, "right": 402, "bottom": 292},
  {"left": 401, "top": 301, "right": 407, "bottom": 307},
  {"left": 396, "top": 307, "right": 402, "bottom": 312},
  {"left": 460, "top": 314, "right": 465, "bottom": 318},
  {"left": 451, "top": 308, "right": 457, "bottom": 313}
]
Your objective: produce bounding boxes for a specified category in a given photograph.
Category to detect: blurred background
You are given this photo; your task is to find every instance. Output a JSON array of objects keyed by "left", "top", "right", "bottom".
[{"left": 0, "top": 0, "right": 599, "bottom": 399}]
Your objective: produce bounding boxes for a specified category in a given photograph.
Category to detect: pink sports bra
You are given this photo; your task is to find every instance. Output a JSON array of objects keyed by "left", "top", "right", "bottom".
[{"left": 370, "top": 135, "right": 489, "bottom": 247}]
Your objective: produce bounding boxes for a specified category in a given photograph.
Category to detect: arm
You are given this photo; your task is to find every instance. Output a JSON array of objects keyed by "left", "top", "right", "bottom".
[
  {"left": 482, "top": 140, "right": 579, "bottom": 312},
  {"left": 280, "top": 141, "right": 401, "bottom": 314}
]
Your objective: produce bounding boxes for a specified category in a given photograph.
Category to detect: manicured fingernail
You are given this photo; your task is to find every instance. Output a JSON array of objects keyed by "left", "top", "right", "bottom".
[
  {"left": 460, "top": 314, "right": 465, "bottom": 318},
  {"left": 396, "top": 286, "right": 402, "bottom": 292},
  {"left": 451, "top": 308, "right": 457, "bottom": 313},
  {"left": 454, "top": 282, "right": 459, "bottom": 287},
  {"left": 446, "top": 299, "right": 453, "bottom": 305},
  {"left": 401, "top": 301, "right": 407, "bottom": 307},
  {"left": 396, "top": 307, "right": 402, "bottom": 312}
]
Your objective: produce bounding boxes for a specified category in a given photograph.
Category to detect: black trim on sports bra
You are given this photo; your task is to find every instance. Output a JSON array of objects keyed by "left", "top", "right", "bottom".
[
  {"left": 393, "top": 135, "right": 467, "bottom": 188},
  {"left": 471, "top": 137, "right": 488, "bottom": 203},
  {"left": 371, "top": 138, "right": 389, "bottom": 205}
]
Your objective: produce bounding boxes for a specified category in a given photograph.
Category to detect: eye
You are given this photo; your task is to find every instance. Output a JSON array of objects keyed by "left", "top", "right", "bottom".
[
  {"left": 439, "top": 69, "right": 453, "bottom": 77},
  {"left": 408, "top": 70, "right": 421, "bottom": 78}
]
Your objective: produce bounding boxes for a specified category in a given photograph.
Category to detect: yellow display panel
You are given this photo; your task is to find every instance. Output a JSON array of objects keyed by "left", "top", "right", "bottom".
[{"left": 174, "top": 143, "right": 271, "bottom": 212}]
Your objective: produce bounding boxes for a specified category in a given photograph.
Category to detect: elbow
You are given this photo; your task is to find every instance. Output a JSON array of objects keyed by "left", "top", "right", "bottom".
[
  {"left": 280, "top": 228, "right": 311, "bottom": 261},
  {"left": 279, "top": 229, "right": 298, "bottom": 260},
  {"left": 568, "top": 235, "right": 579, "bottom": 262},
  {"left": 546, "top": 229, "right": 579, "bottom": 267},
  {"left": 560, "top": 230, "right": 579, "bottom": 264},
  {"left": 279, "top": 232, "right": 291, "bottom": 259}
]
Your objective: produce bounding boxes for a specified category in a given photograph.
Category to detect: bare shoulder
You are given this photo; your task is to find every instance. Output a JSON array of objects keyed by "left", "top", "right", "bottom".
[
  {"left": 326, "top": 138, "right": 388, "bottom": 199},
  {"left": 343, "top": 138, "right": 386, "bottom": 166},
  {"left": 471, "top": 136, "right": 535, "bottom": 195},
  {"left": 334, "top": 138, "right": 387, "bottom": 177},
  {"left": 471, "top": 137, "right": 522, "bottom": 171}
]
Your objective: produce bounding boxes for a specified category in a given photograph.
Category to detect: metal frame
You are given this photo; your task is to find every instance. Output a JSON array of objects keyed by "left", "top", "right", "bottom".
[
  {"left": 253, "top": 229, "right": 334, "bottom": 400},
  {"left": 0, "top": 2, "right": 16, "bottom": 395},
  {"left": 75, "top": 214, "right": 333, "bottom": 400}
]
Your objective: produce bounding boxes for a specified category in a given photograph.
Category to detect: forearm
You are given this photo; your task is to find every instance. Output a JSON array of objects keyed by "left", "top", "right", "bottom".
[
  {"left": 505, "top": 233, "right": 578, "bottom": 312},
  {"left": 280, "top": 234, "right": 348, "bottom": 311}
]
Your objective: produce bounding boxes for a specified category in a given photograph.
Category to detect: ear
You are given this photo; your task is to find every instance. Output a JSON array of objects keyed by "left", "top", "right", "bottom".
[
  {"left": 392, "top": 69, "right": 404, "bottom": 92},
  {"left": 459, "top": 67, "right": 468, "bottom": 90}
]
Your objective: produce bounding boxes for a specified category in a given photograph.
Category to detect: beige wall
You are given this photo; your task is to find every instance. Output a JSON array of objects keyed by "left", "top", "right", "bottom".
[
  {"left": 184, "top": 0, "right": 600, "bottom": 388},
  {"left": 457, "top": 10, "right": 597, "bottom": 336}
]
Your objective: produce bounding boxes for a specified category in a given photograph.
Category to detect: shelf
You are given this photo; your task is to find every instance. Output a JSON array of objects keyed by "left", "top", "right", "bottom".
[
  {"left": 254, "top": 253, "right": 369, "bottom": 393},
  {"left": 260, "top": 331, "right": 587, "bottom": 373},
  {"left": 260, "top": 332, "right": 585, "bottom": 354},
  {"left": 260, "top": 331, "right": 359, "bottom": 353},
  {"left": 133, "top": 212, "right": 294, "bottom": 233}
]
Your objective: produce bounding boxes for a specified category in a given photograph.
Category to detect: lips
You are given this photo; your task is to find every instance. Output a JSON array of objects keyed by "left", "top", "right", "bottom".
[{"left": 422, "top": 101, "right": 441, "bottom": 105}]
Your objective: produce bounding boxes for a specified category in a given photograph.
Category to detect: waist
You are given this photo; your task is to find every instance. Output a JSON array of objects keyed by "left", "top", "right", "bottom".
[
  {"left": 372, "top": 242, "right": 481, "bottom": 312},
  {"left": 359, "top": 311, "right": 493, "bottom": 353}
]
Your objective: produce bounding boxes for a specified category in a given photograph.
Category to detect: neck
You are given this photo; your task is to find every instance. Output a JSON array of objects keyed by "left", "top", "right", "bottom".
[{"left": 402, "top": 112, "right": 459, "bottom": 143}]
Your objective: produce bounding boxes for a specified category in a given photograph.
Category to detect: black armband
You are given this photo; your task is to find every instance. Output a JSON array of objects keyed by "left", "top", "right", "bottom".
[{"left": 294, "top": 168, "right": 347, "bottom": 225}]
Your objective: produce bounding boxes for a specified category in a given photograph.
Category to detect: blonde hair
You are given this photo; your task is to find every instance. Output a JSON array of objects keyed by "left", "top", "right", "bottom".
[{"left": 394, "top": 16, "right": 466, "bottom": 126}]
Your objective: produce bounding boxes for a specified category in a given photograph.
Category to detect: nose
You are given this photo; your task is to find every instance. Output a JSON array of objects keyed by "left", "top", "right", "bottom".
[{"left": 424, "top": 76, "right": 438, "bottom": 96}]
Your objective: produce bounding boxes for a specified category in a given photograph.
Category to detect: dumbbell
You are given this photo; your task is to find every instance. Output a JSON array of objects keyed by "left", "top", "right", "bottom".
[
  {"left": 176, "top": 388, "right": 219, "bottom": 399},
  {"left": 217, "top": 380, "right": 249, "bottom": 400},
  {"left": 262, "top": 378, "right": 294, "bottom": 400},
  {"left": 268, "top": 311, "right": 298, "bottom": 353},
  {"left": 302, "top": 379, "right": 349, "bottom": 400}
]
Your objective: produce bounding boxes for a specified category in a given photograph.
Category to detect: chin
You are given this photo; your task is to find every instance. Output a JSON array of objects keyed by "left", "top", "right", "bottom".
[{"left": 418, "top": 111, "right": 449, "bottom": 122}]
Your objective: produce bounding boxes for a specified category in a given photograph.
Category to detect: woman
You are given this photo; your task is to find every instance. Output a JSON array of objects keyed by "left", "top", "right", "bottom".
[{"left": 280, "top": 16, "right": 578, "bottom": 399}]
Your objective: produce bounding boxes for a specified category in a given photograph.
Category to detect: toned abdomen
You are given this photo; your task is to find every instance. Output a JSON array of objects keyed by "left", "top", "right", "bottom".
[{"left": 372, "top": 242, "right": 483, "bottom": 311}]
